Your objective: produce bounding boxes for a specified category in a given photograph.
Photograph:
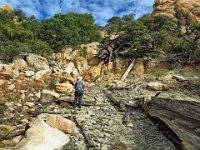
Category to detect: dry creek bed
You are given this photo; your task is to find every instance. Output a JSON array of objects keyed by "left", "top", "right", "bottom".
[{"left": 63, "top": 85, "right": 176, "bottom": 150}]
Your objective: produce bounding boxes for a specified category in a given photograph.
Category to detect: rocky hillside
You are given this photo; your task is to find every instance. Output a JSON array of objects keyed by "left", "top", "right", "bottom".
[
  {"left": 0, "top": 41, "right": 200, "bottom": 149},
  {"left": 152, "top": 0, "right": 200, "bottom": 25}
]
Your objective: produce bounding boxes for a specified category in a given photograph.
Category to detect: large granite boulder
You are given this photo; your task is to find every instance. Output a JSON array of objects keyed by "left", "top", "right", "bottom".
[
  {"left": 40, "top": 89, "right": 60, "bottom": 104},
  {"left": 15, "top": 118, "right": 69, "bottom": 150},
  {"left": 34, "top": 69, "right": 51, "bottom": 81},
  {"left": 61, "top": 73, "right": 76, "bottom": 85},
  {"left": 0, "top": 4, "right": 14, "bottom": 13},
  {"left": 46, "top": 115, "right": 75, "bottom": 135},
  {"left": 26, "top": 54, "right": 49, "bottom": 71},
  {"left": 13, "top": 58, "right": 28, "bottom": 71},
  {"left": 55, "top": 81, "right": 74, "bottom": 95},
  {"left": 6, "top": 83, "right": 15, "bottom": 92},
  {"left": 147, "top": 81, "right": 169, "bottom": 91},
  {"left": 64, "top": 62, "right": 79, "bottom": 77}
]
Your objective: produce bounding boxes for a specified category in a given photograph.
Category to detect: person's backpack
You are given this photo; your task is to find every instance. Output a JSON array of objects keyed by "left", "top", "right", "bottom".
[{"left": 76, "top": 81, "right": 83, "bottom": 94}]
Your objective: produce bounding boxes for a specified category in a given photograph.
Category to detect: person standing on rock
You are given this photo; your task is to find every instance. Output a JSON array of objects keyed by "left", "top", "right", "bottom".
[{"left": 73, "top": 76, "right": 84, "bottom": 110}]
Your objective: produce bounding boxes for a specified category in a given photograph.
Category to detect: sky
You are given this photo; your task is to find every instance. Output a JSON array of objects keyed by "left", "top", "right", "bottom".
[{"left": 0, "top": 0, "right": 154, "bottom": 26}]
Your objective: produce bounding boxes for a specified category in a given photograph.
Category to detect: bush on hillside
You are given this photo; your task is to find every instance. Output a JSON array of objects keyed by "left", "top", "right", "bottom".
[
  {"left": 0, "top": 10, "right": 102, "bottom": 58},
  {"left": 39, "top": 13, "right": 102, "bottom": 52},
  {"left": 105, "top": 14, "right": 200, "bottom": 61},
  {"left": 105, "top": 14, "right": 200, "bottom": 58}
]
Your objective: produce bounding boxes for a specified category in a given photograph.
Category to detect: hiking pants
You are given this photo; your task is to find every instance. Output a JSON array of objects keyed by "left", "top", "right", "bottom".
[{"left": 74, "top": 92, "right": 83, "bottom": 108}]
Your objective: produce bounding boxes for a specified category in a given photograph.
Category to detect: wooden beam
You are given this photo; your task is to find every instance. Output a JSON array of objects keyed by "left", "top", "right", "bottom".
[{"left": 73, "top": 116, "right": 96, "bottom": 149}]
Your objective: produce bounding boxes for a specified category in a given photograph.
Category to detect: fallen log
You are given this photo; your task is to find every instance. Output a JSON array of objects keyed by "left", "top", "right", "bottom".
[
  {"left": 104, "top": 90, "right": 139, "bottom": 109},
  {"left": 113, "top": 42, "right": 125, "bottom": 54},
  {"left": 27, "top": 111, "right": 67, "bottom": 117},
  {"left": 73, "top": 116, "right": 96, "bottom": 149},
  {"left": 135, "top": 92, "right": 162, "bottom": 102},
  {"left": 108, "top": 48, "right": 113, "bottom": 62},
  {"left": 98, "top": 50, "right": 108, "bottom": 59},
  {"left": 120, "top": 59, "right": 135, "bottom": 81},
  {"left": 108, "top": 81, "right": 142, "bottom": 91},
  {"left": 142, "top": 97, "right": 200, "bottom": 150},
  {"left": 108, "top": 86, "right": 130, "bottom": 91},
  {"left": 0, "top": 129, "right": 25, "bottom": 141},
  {"left": 98, "top": 38, "right": 124, "bottom": 59},
  {"left": 91, "top": 75, "right": 100, "bottom": 83},
  {"left": 104, "top": 90, "right": 121, "bottom": 108},
  {"left": 123, "top": 107, "right": 132, "bottom": 126},
  {"left": 104, "top": 90, "right": 136, "bottom": 126},
  {"left": 57, "top": 98, "right": 95, "bottom": 106},
  {"left": 125, "top": 82, "right": 136, "bottom": 88}
]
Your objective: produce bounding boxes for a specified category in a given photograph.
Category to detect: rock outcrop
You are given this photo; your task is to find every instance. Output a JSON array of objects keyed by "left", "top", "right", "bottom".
[
  {"left": 80, "top": 42, "right": 99, "bottom": 61},
  {"left": 74, "top": 57, "right": 88, "bottom": 75},
  {"left": 0, "top": 4, "right": 14, "bottom": 13},
  {"left": 152, "top": 0, "right": 200, "bottom": 25},
  {"left": 0, "top": 64, "right": 19, "bottom": 79}
]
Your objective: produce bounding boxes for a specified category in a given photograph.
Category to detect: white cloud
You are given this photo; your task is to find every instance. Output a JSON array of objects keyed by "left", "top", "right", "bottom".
[{"left": 0, "top": 0, "right": 154, "bottom": 26}]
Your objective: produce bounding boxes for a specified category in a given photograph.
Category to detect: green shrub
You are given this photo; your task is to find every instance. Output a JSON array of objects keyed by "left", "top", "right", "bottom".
[
  {"left": 151, "top": 68, "right": 168, "bottom": 77},
  {"left": 0, "top": 10, "right": 102, "bottom": 58},
  {"left": 80, "top": 46, "right": 87, "bottom": 58},
  {"left": 47, "top": 80, "right": 56, "bottom": 90},
  {"left": 39, "top": 13, "right": 102, "bottom": 52},
  {"left": 6, "top": 94, "right": 16, "bottom": 101},
  {"left": 100, "top": 14, "right": 200, "bottom": 62}
]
